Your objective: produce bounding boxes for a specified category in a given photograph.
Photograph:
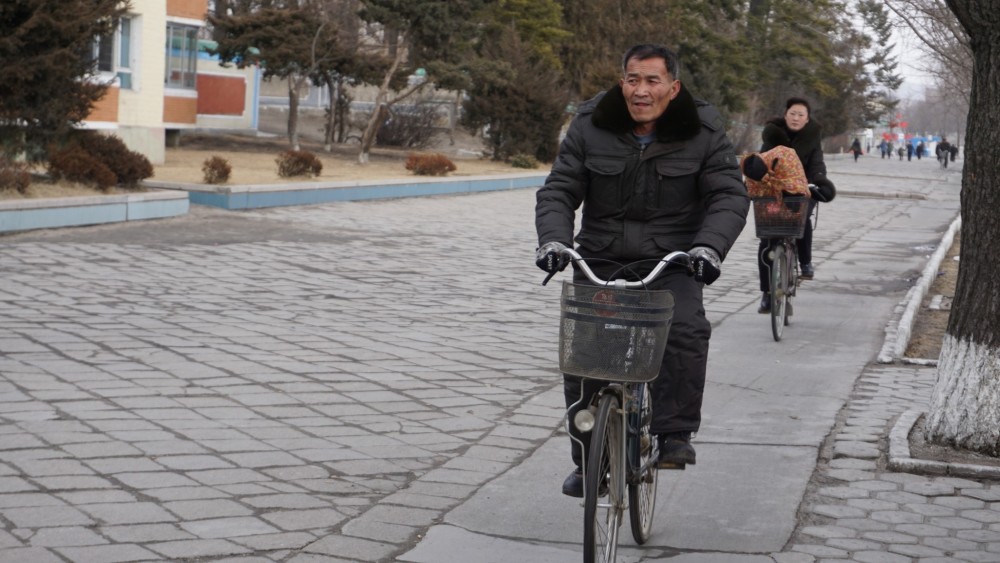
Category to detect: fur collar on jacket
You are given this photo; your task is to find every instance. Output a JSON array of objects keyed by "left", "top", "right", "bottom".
[
  {"left": 590, "top": 83, "right": 702, "bottom": 143},
  {"left": 762, "top": 117, "right": 822, "bottom": 151}
]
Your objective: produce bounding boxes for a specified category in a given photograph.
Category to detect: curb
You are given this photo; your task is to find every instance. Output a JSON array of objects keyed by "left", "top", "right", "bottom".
[
  {"left": 887, "top": 409, "right": 1000, "bottom": 479},
  {"left": 877, "top": 215, "right": 962, "bottom": 363},
  {"left": 144, "top": 172, "right": 548, "bottom": 210},
  {"left": 0, "top": 190, "right": 189, "bottom": 235}
]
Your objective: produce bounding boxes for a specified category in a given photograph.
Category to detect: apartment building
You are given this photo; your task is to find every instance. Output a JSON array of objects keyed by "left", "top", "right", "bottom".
[{"left": 84, "top": 0, "right": 259, "bottom": 164}]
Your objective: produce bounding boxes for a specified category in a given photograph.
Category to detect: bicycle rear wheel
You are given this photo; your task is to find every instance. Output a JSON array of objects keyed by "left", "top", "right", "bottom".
[
  {"left": 770, "top": 243, "right": 788, "bottom": 341},
  {"left": 628, "top": 383, "right": 658, "bottom": 544},
  {"left": 584, "top": 393, "right": 624, "bottom": 563}
]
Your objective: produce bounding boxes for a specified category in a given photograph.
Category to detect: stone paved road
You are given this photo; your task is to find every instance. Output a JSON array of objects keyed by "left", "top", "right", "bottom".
[
  {"left": 1, "top": 190, "right": 564, "bottom": 562},
  {"left": 1, "top": 155, "right": 993, "bottom": 563}
]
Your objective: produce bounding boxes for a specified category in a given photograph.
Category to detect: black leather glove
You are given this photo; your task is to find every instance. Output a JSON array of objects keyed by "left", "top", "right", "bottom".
[
  {"left": 535, "top": 241, "right": 569, "bottom": 274},
  {"left": 742, "top": 154, "right": 768, "bottom": 181},
  {"left": 688, "top": 246, "right": 721, "bottom": 285},
  {"left": 810, "top": 177, "right": 836, "bottom": 202}
]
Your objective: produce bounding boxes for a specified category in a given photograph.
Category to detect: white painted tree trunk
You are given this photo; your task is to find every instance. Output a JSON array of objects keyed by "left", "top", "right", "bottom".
[
  {"left": 925, "top": 335, "right": 1000, "bottom": 455},
  {"left": 922, "top": 0, "right": 1000, "bottom": 459}
]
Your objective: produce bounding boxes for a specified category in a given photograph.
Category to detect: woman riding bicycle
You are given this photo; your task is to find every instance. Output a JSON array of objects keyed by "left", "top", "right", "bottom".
[{"left": 753, "top": 97, "right": 835, "bottom": 313}]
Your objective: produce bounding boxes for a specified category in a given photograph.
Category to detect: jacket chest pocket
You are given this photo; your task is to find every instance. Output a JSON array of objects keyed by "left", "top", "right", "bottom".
[
  {"left": 653, "top": 159, "right": 700, "bottom": 210},
  {"left": 584, "top": 158, "right": 628, "bottom": 212}
]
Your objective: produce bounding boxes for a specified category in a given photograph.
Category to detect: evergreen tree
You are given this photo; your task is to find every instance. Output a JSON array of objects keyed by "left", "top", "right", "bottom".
[
  {"left": 0, "top": 0, "right": 129, "bottom": 159},
  {"left": 856, "top": 0, "right": 904, "bottom": 126},
  {"left": 462, "top": 0, "right": 569, "bottom": 162}
]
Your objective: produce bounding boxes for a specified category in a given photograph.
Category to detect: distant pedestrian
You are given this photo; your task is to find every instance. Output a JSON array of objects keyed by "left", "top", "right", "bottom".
[
  {"left": 850, "top": 138, "right": 862, "bottom": 162},
  {"left": 879, "top": 139, "right": 888, "bottom": 159},
  {"left": 936, "top": 138, "right": 952, "bottom": 169},
  {"left": 949, "top": 144, "right": 958, "bottom": 162},
  {"left": 916, "top": 141, "right": 925, "bottom": 160},
  {"left": 907, "top": 143, "right": 914, "bottom": 161},
  {"left": 897, "top": 146, "right": 904, "bottom": 160}
]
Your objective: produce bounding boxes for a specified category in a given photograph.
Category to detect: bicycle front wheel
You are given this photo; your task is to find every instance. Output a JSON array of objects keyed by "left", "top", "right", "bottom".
[
  {"left": 785, "top": 245, "right": 798, "bottom": 327},
  {"left": 584, "top": 393, "right": 624, "bottom": 563},
  {"left": 770, "top": 243, "right": 788, "bottom": 341},
  {"left": 628, "top": 383, "right": 658, "bottom": 544}
]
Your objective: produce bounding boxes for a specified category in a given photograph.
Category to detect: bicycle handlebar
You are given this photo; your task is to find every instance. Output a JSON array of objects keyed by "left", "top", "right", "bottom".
[{"left": 541, "top": 248, "right": 692, "bottom": 287}]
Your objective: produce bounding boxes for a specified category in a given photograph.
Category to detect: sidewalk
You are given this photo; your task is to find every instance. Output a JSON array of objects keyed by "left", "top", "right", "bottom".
[{"left": 0, "top": 153, "right": 988, "bottom": 563}]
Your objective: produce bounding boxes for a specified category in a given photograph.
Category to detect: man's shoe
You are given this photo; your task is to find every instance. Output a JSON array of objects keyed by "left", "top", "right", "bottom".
[
  {"left": 562, "top": 468, "right": 608, "bottom": 498},
  {"left": 800, "top": 263, "right": 815, "bottom": 279},
  {"left": 657, "top": 433, "right": 696, "bottom": 469},
  {"left": 758, "top": 292, "right": 771, "bottom": 314},
  {"left": 562, "top": 468, "right": 584, "bottom": 498}
]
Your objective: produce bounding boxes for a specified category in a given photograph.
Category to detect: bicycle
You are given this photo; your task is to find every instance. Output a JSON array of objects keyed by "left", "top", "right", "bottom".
[
  {"left": 753, "top": 192, "right": 811, "bottom": 341},
  {"left": 543, "top": 248, "right": 691, "bottom": 563}
]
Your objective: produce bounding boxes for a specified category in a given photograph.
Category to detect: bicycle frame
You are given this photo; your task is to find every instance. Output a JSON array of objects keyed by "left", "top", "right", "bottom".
[{"left": 550, "top": 249, "right": 689, "bottom": 562}]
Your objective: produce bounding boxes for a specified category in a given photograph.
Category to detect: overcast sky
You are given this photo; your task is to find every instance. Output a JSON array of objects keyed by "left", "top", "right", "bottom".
[{"left": 893, "top": 24, "right": 936, "bottom": 100}]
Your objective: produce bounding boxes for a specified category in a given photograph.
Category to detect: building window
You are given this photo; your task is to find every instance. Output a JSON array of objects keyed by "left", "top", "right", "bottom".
[
  {"left": 87, "top": 17, "right": 134, "bottom": 89},
  {"left": 117, "top": 17, "right": 132, "bottom": 89},
  {"left": 165, "top": 23, "right": 198, "bottom": 89}
]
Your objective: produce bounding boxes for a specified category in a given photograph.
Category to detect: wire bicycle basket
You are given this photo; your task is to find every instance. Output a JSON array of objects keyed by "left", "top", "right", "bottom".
[
  {"left": 752, "top": 195, "right": 810, "bottom": 238},
  {"left": 559, "top": 281, "right": 674, "bottom": 382}
]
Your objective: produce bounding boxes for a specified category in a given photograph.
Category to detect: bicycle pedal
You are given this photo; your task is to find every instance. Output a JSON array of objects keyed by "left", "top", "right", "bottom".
[{"left": 655, "top": 461, "right": 686, "bottom": 470}]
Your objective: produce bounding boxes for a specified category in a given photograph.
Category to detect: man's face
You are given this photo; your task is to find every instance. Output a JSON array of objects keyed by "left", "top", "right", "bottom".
[{"left": 620, "top": 57, "right": 680, "bottom": 132}]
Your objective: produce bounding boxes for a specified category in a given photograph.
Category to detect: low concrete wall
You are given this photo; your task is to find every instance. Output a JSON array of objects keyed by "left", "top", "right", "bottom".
[
  {"left": 145, "top": 172, "right": 548, "bottom": 210},
  {"left": 0, "top": 191, "right": 190, "bottom": 234}
]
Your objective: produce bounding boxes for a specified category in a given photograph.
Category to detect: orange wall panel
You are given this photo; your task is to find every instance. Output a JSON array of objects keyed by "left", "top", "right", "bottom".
[
  {"left": 88, "top": 87, "right": 119, "bottom": 123},
  {"left": 196, "top": 75, "right": 246, "bottom": 116},
  {"left": 164, "top": 96, "right": 198, "bottom": 124},
  {"left": 167, "top": 0, "right": 208, "bottom": 20}
]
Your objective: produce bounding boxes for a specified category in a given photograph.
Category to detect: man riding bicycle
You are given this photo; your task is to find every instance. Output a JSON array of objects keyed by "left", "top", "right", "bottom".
[{"left": 534, "top": 44, "right": 749, "bottom": 498}]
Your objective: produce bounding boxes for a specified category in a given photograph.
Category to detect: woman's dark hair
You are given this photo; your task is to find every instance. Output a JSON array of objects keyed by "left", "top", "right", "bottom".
[
  {"left": 785, "top": 97, "right": 812, "bottom": 116},
  {"left": 622, "top": 44, "right": 680, "bottom": 80}
]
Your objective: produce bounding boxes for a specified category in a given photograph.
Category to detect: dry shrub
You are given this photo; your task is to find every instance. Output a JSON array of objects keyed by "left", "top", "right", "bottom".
[
  {"left": 75, "top": 132, "right": 153, "bottom": 188},
  {"left": 202, "top": 156, "right": 232, "bottom": 184},
  {"left": 405, "top": 153, "right": 456, "bottom": 176},
  {"left": 510, "top": 154, "right": 539, "bottom": 169},
  {"left": 45, "top": 132, "right": 152, "bottom": 191},
  {"left": 0, "top": 157, "right": 31, "bottom": 194},
  {"left": 276, "top": 150, "right": 323, "bottom": 178},
  {"left": 48, "top": 145, "right": 117, "bottom": 191}
]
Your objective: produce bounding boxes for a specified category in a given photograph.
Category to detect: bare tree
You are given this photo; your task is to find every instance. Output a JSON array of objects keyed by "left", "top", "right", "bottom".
[
  {"left": 923, "top": 0, "right": 1000, "bottom": 457},
  {"left": 884, "top": 0, "right": 972, "bottom": 103}
]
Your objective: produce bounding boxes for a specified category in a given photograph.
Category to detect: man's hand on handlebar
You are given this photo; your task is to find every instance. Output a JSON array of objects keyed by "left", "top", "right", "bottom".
[
  {"left": 535, "top": 241, "right": 570, "bottom": 274},
  {"left": 688, "top": 246, "right": 721, "bottom": 285}
]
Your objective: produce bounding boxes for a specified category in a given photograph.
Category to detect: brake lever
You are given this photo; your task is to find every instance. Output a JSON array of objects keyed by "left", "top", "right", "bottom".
[{"left": 541, "top": 271, "right": 557, "bottom": 286}]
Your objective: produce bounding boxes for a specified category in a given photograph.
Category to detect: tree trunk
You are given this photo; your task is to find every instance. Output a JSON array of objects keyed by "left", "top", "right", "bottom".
[
  {"left": 287, "top": 75, "right": 301, "bottom": 151},
  {"left": 358, "top": 32, "right": 407, "bottom": 165},
  {"left": 925, "top": 0, "right": 1000, "bottom": 457},
  {"left": 335, "top": 76, "right": 349, "bottom": 144},
  {"left": 323, "top": 74, "right": 336, "bottom": 152}
]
